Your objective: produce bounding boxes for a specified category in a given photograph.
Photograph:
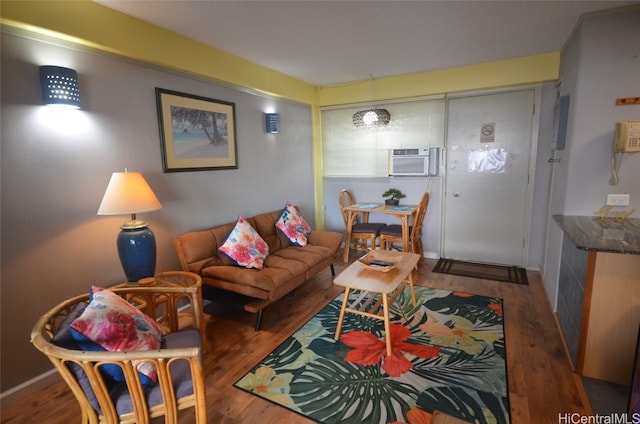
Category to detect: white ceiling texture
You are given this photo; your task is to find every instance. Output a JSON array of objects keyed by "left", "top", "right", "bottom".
[{"left": 95, "top": 0, "right": 638, "bottom": 86}]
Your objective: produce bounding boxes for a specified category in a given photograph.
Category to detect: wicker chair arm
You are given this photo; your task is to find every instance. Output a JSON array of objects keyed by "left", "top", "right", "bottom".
[{"left": 31, "top": 334, "right": 202, "bottom": 361}]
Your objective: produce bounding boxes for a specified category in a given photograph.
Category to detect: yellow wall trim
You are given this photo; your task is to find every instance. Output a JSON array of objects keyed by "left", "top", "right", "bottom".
[{"left": 318, "top": 53, "right": 560, "bottom": 107}]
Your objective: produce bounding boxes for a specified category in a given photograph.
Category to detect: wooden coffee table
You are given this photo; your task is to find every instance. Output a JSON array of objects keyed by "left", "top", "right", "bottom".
[{"left": 333, "top": 250, "right": 421, "bottom": 356}]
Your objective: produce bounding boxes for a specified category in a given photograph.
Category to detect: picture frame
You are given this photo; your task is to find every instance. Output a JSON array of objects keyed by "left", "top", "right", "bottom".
[{"left": 155, "top": 87, "right": 238, "bottom": 172}]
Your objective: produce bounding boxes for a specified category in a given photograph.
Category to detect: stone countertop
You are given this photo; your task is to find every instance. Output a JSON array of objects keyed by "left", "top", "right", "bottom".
[{"left": 553, "top": 215, "right": 640, "bottom": 255}]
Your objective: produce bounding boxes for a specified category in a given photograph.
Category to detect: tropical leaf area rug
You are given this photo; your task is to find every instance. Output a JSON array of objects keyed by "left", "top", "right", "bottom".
[
  {"left": 234, "top": 286, "right": 509, "bottom": 424},
  {"left": 432, "top": 258, "right": 528, "bottom": 285}
]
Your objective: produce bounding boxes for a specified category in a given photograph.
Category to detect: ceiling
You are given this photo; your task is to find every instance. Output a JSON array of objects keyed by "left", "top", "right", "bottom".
[{"left": 94, "top": 0, "right": 637, "bottom": 87}]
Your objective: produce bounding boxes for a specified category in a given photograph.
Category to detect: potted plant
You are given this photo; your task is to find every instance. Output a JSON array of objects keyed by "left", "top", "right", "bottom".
[{"left": 382, "top": 188, "right": 406, "bottom": 205}]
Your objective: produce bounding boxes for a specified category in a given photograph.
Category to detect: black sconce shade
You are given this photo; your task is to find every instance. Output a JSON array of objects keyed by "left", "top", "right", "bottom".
[
  {"left": 40, "top": 66, "right": 81, "bottom": 109},
  {"left": 265, "top": 113, "right": 280, "bottom": 133}
]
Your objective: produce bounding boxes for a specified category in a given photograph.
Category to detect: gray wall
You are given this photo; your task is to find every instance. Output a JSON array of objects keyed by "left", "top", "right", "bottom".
[
  {"left": 543, "top": 8, "right": 640, "bottom": 306},
  {"left": 1, "top": 32, "right": 315, "bottom": 392}
]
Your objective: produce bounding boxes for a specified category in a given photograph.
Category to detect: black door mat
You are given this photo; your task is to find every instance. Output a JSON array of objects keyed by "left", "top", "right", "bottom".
[{"left": 432, "top": 258, "right": 528, "bottom": 285}]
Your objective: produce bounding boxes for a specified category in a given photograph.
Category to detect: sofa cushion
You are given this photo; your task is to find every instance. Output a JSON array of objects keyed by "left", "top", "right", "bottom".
[
  {"left": 275, "top": 201, "right": 311, "bottom": 247},
  {"left": 219, "top": 216, "right": 269, "bottom": 269},
  {"left": 250, "top": 211, "right": 287, "bottom": 253},
  {"left": 69, "top": 286, "right": 163, "bottom": 385},
  {"left": 270, "top": 245, "right": 322, "bottom": 263},
  {"left": 202, "top": 254, "right": 308, "bottom": 293}
]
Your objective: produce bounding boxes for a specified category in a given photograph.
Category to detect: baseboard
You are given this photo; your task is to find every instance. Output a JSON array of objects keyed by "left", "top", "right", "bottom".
[
  {"left": 551, "top": 310, "right": 595, "bottom": 415},
  {"left": 552, "top": 310, "right": 576, "bottom": 370},
  {"left": 0, "top": 369, "right": 60, "bottom": 408},
  {"left": 574, "top": 372, "right": 594, "bottom": 415}
]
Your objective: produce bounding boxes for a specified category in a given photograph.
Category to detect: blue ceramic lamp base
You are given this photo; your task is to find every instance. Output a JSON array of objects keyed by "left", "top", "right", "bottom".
[{"left": 117, "top": 220, "right": 156, "bottom": 282}]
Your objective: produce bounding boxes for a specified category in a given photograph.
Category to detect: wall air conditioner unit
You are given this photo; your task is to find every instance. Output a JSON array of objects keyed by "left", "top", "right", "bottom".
[{"left": 390, "top": 148, "right": 439, "bottom": 176}]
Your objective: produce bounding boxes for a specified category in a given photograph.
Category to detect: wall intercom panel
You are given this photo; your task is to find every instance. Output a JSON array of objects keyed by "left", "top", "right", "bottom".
[{"left": 614, "top": 121, "right": 640, "bottom": 152}]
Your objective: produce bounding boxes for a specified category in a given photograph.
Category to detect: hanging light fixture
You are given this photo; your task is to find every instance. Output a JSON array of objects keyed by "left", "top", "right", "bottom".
[
  {"left": 352, "top": 74, "right": 390, "bottom": 127},
  {"left": 352, "top": 108, "right": 391, "bottom": 127}
]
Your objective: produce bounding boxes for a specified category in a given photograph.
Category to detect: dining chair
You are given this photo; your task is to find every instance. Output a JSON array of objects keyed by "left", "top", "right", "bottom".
[
  {"left": 339, "top": 189, "right": 387, "bottom": 253},
  {"left": 380, "top": 191, "right": 430, "bottom": 259}
]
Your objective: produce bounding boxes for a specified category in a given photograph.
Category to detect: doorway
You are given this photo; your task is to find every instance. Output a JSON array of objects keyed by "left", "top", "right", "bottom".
[{"left": 443, "top": 89, "right": 535, "bottom": 267}]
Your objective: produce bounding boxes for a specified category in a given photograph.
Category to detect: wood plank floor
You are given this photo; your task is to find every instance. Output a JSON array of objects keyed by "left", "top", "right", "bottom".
[{"left": 1, "top": 252, "right": 591, "bottom": 423}]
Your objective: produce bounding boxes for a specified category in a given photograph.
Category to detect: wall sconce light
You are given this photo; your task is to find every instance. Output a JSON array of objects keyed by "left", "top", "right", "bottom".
[
  {"left": 265, "top": 113, "right": 280, "bottom": 133},
  {"left": 353, "top": 108, "right": 391, "bottom": 127},
  {"left": 39, "top": 65, "right": 81, "bottom": 109}
]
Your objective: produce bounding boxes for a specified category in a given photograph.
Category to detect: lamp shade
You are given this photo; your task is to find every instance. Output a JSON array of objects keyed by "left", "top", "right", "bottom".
[
  {"left": 98, "top": 172, "right": 162, "bottom": 217},
  {"left": 98, "top": 171, "right": 162, "bottom": 282}
]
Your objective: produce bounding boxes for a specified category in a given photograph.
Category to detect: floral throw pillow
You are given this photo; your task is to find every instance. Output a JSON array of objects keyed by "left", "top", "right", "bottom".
[
  {"left": 275, "top": 201, "right": 311, "bottom": 247},
  {"left": 69, "top": 286, "right": 163, "bottom": 385},
  {"left": 219, "top": 216, "right": 269, "bottom": 269}
]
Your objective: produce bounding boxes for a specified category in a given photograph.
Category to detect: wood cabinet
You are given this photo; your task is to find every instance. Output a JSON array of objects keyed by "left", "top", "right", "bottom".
[
  {"left": 578, "top": 251, "right": 640, "bottom": 384},
  {"left": 555, "top": 215, "right": 640, "bottom": 385}
]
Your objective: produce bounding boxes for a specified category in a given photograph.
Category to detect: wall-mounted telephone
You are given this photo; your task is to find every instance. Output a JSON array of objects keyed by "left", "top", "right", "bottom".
[
  {"left": 614, "top": 121, "right": 640, "bottom": 152},
  {"left": 611, "top": 121, "right": 639, "bottom": 185}
]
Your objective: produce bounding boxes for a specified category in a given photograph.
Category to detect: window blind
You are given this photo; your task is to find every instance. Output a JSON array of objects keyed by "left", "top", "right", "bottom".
[{"left": 322, "top": 98, "right": 445, "bottom": 177}]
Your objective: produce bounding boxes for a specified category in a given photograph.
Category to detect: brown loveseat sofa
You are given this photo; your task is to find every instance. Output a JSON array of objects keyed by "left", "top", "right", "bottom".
[{"left": 174, "top": 208, "right": 343, "bottom": 330}]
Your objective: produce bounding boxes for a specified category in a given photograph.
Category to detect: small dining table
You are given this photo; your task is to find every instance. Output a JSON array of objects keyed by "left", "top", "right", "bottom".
[{"left": 342, "top": 202, "right": 418, "bottom": 262}]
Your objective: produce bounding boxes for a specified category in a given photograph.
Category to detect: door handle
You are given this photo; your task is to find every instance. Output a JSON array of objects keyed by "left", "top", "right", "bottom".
[{"left": 453, "top": 192, "right": 460, "bottom": 197}]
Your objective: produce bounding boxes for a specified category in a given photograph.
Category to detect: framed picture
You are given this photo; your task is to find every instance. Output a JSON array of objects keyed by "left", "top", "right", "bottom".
[{"left": 155, "top": 88, "right": 237, "bottom": 172}]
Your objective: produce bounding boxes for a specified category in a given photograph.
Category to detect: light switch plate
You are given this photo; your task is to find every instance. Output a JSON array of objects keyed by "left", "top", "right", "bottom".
[{"left": 606, "top": 194, "right": 630, "bottom": 206}]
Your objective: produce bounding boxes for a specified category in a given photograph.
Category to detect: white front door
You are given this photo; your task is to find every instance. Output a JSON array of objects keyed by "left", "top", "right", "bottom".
[{"left": 443, "top": 89, "right": 535, "bottom": 266}]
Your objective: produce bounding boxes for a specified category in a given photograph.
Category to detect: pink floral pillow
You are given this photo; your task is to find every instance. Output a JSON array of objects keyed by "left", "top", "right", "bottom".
[
  {"left": 275, "top": 201, "right": 311, "bottom": 247},
  {"left": 219, "top": 216, "right": 269, "bottom": 269},
  {"left": 69, "top": 286, "right": 163, "bottom": 385}
]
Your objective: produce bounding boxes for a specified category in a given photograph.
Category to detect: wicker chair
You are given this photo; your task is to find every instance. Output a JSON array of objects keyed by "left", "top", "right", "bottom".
[
  {"left": 339, "top": 189, "right": 387, "bottom": 252},
  {"left": 31, "top": 284, "right": 207, "bottom": 424},
  {"left": 380, "top": 191, "right": 430, "bottom": 259}
]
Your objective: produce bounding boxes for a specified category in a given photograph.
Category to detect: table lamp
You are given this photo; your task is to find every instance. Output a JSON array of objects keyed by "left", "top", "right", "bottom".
[{"left": 97, "top": 170, "right": 163, "bottom": 282}]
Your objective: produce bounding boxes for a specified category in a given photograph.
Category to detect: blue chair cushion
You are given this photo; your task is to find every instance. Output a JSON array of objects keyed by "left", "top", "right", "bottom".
[
  {"left": 113, "top": 329, "right": 201, "bottom": 415},
  {"left": 51, "top": 302, "right": 104, "bottom": 414}
]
